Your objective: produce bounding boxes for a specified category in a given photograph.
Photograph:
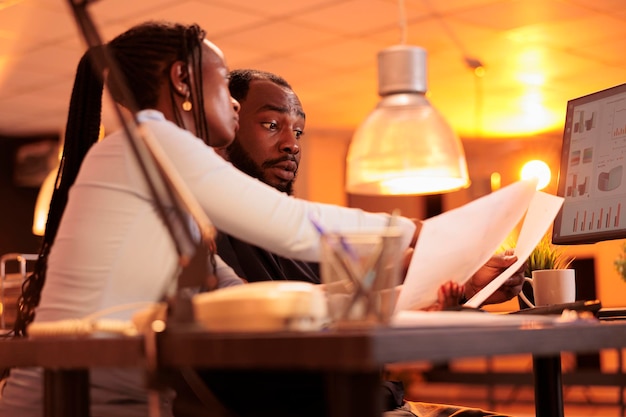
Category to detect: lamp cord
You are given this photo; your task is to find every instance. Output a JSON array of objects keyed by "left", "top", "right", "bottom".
[
  {"left": 397, "top": 0, "right": 407, "bottom": 44},
  {"left": 474, "top": 68, "right": 484, "bottom": 139}
]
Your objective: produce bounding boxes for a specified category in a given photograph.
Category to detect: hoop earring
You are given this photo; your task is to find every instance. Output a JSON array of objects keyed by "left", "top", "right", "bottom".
[{"left": 182, "top": 91, "right": 192, "bottom": 112}]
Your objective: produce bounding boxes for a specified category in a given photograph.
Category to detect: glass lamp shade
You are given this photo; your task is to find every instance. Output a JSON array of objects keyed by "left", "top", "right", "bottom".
[
  {"left": 346, "top": 44, "right": 470, "bottom": 196},
  {"left": 346, "top": 92, "right": 470, "bottom": 196}
]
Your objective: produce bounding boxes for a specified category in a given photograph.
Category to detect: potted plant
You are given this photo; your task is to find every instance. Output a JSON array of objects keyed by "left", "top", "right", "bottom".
[
  {"left": 525, "top": 231, "right": 574, "bottom": 277},
  {"left": 519, "top": 231, "right": 575, "bottom": 308}
]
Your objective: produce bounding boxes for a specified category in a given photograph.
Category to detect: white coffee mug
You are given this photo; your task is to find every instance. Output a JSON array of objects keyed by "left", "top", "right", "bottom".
[{"left": 519, "top": 269, "right": 576, "bottom": 308}]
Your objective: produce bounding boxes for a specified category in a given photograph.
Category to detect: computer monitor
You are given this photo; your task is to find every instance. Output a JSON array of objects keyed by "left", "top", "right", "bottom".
[{"left": 553, "top": 82, "right": 626, "bottom": 245}]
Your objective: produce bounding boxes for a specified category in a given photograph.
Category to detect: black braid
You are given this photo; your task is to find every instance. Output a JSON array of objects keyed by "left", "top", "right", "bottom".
[
  {"left": 185, "top": 26, "right": 209, "bottom": 143},
  {"left": 14, "top": 48, "right": 104, "bottom": 336},
  {"left": 168, "top": 24, "right": 209, "bottom": 144}
]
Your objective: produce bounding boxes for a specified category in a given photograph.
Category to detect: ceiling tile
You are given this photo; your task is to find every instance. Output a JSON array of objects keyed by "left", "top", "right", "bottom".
[
  {"left": 94, "top": 1, "right": 265, "bottom": 39},
  {"left": 452, "top": 0, "right": 596, "bottom": 31},
  {"left": 0, "top": 64, "right": 65, "bottom": 95},
  {"left": 289, "top": 0, "right": 406, "bottom": 36},
  {"left": 203, "top": 0, "right": 353, "bottom": 17},
  {"left": 89, "top": 0, "right": 181, "bottom": 24},
  {"left": 574, "top": 37, "right": 626, "bottom": 67},
  {"left": 7, "top": 45, "right": 81, "bottom": 77},
  {"left": 218, "top": 43, "right": 274, "bottom": 69},
  {"left": 402, "top": 0, "right": 508, "bottom": 14},
  {"left": 505, "top": 14, "right": 626, "bottom": 50},
  {"left": 0, "top": 1, "right": 76, "bottom": 53},
  {"left": 215, "top": 20, "right": 340, "bottom": 56},
  {"left": 289, "top": 38, "right": 380, "bottom": 71},
  {"left": 563, "top": 0, "right": 626, "bottom": 12},
  {"left": 235, "top": 55, "right": 337, "bottom": 92}
]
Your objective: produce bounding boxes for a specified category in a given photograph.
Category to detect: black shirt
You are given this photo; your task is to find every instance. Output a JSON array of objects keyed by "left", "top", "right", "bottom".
[{"left": 215, "top": 231, "right": 320, "bottom": 284}]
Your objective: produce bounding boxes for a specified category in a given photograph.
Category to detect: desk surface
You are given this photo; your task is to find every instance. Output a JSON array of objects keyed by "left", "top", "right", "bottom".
[
  {"left": 0, "top": 335, "right": 144, "bottom": 369},
  {"left": 2, "top": 320, "right": 626, "bottom": 371}
]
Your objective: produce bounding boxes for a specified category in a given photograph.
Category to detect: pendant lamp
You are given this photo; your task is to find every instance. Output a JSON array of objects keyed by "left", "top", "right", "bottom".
[{"left": 346, "top": 45, "right": 470, "bottom": 196}]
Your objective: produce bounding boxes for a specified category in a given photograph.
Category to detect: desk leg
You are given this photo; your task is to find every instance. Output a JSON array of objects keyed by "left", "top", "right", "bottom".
[
  {"left": 533, "top": 355, "right": 563, "bottom": 417},
  {"left": 44, "top": 369, "right": 90, "bottom": 417},
  {"left": 325, "top": 371, "right": 382, "bottom": 417}
]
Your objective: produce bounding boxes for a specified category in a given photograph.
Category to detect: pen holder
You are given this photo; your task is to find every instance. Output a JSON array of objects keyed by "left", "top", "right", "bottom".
[{"left": 320, "top": 228, "right": 403, "bottom": 327}]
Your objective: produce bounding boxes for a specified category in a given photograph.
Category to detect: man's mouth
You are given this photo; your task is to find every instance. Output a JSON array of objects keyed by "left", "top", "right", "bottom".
[{"left": 269, "top": 160, "right": 297, "bottom": 181}]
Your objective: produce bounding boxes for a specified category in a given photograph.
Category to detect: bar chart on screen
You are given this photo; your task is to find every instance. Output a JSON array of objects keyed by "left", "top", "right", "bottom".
[
  {"left": 573, "top": 109, "right": 597, "bottom": 134},
  {"left": 569, "top": 202, "right": 622, "bottom": 233},
  {"left": 608, "top": 97, "right": 626, "bottom": 138}
]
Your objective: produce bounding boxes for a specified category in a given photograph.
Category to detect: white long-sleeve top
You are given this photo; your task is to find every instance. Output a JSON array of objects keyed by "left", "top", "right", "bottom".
[{"left": 0, "top": 110, "right": 415, "bottom": 417}]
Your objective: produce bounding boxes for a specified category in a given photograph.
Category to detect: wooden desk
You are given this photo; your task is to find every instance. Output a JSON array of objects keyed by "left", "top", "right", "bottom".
[{"left": 2, "top": 320, "right": 626, "bottom": 417}]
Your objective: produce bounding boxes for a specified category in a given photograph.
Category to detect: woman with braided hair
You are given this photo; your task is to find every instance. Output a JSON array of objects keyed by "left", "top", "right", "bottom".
[{"left": 0, "top": 20, "right": 423, "bottom": 417}]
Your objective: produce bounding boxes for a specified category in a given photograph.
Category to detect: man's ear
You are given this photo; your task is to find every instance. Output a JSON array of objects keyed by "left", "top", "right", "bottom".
[{"left": 169, "top": 61, "right": 189, "bottom": 96}]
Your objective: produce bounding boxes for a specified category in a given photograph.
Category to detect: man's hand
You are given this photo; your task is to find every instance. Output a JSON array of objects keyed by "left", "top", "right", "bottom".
[{"left": 464, "top": 249, "right": 526, "bottom": 306}]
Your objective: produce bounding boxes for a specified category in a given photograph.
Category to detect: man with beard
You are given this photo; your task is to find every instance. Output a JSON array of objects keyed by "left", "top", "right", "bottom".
[{"left": 215, "top": 69, "right": 320, "bottom": 284}]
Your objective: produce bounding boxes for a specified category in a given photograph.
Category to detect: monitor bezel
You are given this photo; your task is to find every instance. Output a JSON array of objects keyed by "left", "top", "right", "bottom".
[{"left": 552, "top": 82, "right": 626, "bottom": 245}]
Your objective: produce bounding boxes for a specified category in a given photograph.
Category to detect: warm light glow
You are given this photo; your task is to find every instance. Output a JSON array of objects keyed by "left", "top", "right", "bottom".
[
  {"left": 32, "top": 125, "right": 104, "bottom": 236},
  {"left": 517, "top": 72, "right": 545, "bottom": 86},
  {"left": 486, "top": 49, "right": 560, "bottom": 136},
  {"left": 484, "top": 98, "right": 562, "bottom": 137},
  {"left": 376, "top": 176, "right": 468, "bottom": 196},
  {"left": 32, "top": 167, "right": 57, "bottom": 236},
  {"left": 518, "top": 49, "right": 543, "bottom": 73},
  {"left": 438, "top": 47, "right": 563, "bottom": 138},
  {"left": 439, "top": 91, "right": 564, "bottom": 138},
  {"left": 521, "top": 159, "right": 551, "bottom": 190},
  {"left": 490, "top": 172, "right": 501, "bottom": 191}
]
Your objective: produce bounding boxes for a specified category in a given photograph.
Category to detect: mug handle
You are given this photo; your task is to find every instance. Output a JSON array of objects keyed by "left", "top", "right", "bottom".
[{"left": 518, "top": 277, "right": 535, "bottom": 308}]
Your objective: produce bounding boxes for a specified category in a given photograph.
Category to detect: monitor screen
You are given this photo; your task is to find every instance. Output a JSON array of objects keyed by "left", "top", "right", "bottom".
[{"left": 553, "top": 82, "right": 626, "bottom": 245}]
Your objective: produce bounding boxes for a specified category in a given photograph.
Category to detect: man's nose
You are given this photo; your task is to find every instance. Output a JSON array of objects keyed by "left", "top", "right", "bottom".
[{"left": 279, "top": 131, "right": 300, "bottom": 154}]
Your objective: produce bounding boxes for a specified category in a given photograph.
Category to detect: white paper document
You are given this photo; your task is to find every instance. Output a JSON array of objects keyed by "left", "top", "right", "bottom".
[
  {"left": 464, "top": 190, "right": 565, "bottom": 308},
  {"left": 394, "top": 179, "right": 564, "bottom": 312},
  {"left": 391, "top": 310, "right": 557, "bottom": 327}
]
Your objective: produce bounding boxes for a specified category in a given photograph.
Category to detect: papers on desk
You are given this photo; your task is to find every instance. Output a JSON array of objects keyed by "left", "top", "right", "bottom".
[
  {"left": 394, "top": 179, "right": 564, "bottom": 312},
  {"left": 391, "top": 310, "right": 557, "bottom": 327}
]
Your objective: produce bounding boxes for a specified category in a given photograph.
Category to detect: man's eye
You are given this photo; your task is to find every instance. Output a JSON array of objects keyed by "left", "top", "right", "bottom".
[
  {"left": 294, "top": 129, "right": 304, "bottom": 139},
  {"left": 262, "top": 122, "right": 278, "bottom": 130}
]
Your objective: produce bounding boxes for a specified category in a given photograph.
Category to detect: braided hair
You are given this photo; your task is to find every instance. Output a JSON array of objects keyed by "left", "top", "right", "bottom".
[{"left": 14, "top": 21, "right": 210, "bottom": 336}]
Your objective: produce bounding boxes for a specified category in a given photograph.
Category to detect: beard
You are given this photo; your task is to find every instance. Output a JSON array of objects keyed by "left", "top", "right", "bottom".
[{"left": 225, "top": 140, "right": 297, "bottom": 195}]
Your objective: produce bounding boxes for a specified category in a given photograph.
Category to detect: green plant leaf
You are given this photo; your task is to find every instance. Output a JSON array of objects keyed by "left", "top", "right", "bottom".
[{"left": 525, "top": 231, "right": 574, "bottom": 277}]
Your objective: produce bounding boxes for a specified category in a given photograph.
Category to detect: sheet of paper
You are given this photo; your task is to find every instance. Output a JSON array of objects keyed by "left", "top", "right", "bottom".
[
  {"left": 395, "top": 179, "right": 538, "bottom": 312},
  {"left": 464, "top": 190, "right": 564, "bottom": 308},
  {"left": 391, "top": 310, "right": 557, "bottom": 327}
]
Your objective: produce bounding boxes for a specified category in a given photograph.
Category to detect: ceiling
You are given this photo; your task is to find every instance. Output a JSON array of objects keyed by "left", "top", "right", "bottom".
[{"left": 1, "top": 0, "right": 625, "bottom": 140}]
